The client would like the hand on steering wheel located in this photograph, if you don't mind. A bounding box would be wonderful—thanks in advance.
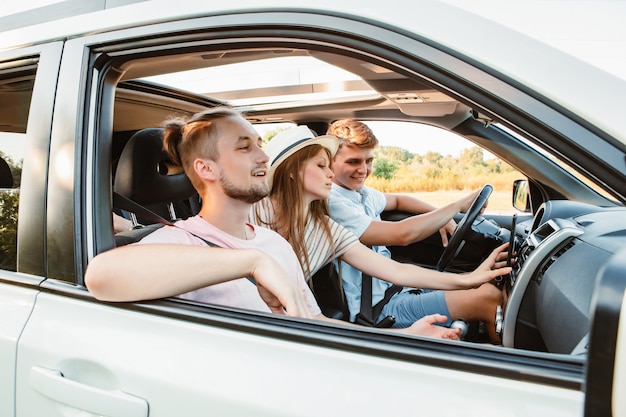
[435,184,493,272]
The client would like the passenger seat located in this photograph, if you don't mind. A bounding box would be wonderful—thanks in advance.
[113,127,199,244]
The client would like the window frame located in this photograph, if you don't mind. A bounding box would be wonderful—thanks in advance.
[66,9,591,389]
[0,42,63,279]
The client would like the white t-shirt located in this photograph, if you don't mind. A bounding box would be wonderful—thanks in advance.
[137,215,321,316]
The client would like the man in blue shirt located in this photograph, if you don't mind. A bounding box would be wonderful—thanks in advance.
[327,119,503,341]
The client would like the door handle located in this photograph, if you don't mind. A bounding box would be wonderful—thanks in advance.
[29,366,148,417]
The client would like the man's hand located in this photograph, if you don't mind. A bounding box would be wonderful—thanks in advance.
[439,219,457,247]
[456,189,488,217]
[255,284,311,318]
[250,253,313,319]
[440,188,489,247]
[400,314,461,340]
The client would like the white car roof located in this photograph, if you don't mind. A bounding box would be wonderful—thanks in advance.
[2,0,625,146]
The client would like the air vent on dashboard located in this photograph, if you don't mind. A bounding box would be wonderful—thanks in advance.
[535,240,576,285]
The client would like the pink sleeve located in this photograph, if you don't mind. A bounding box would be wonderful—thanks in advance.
[300,281,322,316]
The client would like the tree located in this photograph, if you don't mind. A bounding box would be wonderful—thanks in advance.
[372,157,397,180]
[459,146,485,167]
[424,151,443,165]
[377,146,413,164]
[0,151,21,271]
[262,127,290,143]
[0,191,19,270]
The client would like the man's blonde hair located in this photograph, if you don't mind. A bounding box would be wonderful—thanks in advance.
[327,119,378,149]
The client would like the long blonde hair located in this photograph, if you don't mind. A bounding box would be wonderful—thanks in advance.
[254,144,335,280]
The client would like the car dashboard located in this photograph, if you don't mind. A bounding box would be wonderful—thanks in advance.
[501,200,626,354]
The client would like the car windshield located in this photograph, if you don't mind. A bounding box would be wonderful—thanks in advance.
[495,124,619,203]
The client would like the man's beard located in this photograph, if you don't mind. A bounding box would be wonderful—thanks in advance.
[219,174,269,204]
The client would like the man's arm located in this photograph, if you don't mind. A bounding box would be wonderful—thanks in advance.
[385,193,437,213]
[85,244,312,318]
[359,191,479,247]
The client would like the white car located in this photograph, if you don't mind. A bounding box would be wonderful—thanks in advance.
[1,1,625,416]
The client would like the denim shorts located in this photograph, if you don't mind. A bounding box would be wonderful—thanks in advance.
[379,289,451,328]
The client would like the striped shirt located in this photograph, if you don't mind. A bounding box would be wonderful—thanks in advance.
[251,198,359,282]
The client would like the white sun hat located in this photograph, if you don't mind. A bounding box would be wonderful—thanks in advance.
[265,125,339,189]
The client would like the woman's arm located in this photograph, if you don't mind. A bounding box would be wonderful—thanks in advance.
[341,241,511,290]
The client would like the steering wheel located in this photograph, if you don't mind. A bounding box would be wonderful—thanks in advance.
[435,184,493,272]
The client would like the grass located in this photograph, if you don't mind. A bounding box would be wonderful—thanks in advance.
[397,191,517,214]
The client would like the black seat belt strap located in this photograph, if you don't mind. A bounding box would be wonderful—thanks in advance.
[113,191,173,226]
[354,271,375,326]
[353,246,399,328]
[372,284,403,321]
[113,191,256,285]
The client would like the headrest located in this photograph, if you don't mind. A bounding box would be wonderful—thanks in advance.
[114,128,196,206]
[0,157,13,188]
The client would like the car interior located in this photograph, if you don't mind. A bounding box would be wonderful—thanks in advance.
[104,44,625,357]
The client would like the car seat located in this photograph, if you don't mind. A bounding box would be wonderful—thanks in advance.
[0,156,13,188]
[113,127,199,244]
[311,262,350,321]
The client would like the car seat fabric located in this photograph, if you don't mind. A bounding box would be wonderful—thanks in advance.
[0,157,13,188]
[113,127,201,246]
[115,128,196,206]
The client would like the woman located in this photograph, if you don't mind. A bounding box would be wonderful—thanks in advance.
[252,126,510,339]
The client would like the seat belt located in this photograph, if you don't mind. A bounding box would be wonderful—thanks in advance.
[113,191,256,285]
[113,191,174,227]
[354,271,374,326]
[352,251,402,328]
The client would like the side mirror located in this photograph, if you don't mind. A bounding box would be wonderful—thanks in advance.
[512,179,531,212]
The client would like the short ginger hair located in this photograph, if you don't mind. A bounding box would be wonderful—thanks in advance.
[327,119,378,149]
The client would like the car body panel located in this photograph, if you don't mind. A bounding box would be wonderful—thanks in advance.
[16,288,582,417]
[0,280,38,417]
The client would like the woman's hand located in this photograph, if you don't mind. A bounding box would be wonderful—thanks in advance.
[464,242,512,288]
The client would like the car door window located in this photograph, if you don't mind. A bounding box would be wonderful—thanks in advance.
[362,120,523,214]
[0,61,33,271]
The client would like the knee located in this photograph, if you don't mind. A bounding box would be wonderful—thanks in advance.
[479,283,503,304]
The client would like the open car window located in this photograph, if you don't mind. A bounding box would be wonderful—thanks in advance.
[95,11,623,378]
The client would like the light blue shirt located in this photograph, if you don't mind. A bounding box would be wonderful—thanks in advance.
[329,184,393,322]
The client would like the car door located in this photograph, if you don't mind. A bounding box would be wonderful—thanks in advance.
[0,40,62,417]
